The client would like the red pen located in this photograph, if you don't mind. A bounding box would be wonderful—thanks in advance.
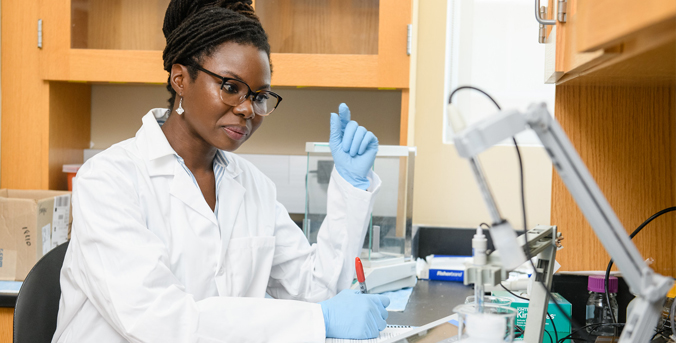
[355,257,368,294]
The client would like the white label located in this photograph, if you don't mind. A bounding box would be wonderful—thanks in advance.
[585,304,594,319]
[51,195,71,248]
[42,223,51,256]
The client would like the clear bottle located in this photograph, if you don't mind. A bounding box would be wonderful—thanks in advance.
[585,275,619,336]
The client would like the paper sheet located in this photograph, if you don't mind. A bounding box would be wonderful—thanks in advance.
[325,326,413,343]
[382,287,414,312]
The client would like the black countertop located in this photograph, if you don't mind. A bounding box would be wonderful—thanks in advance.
[388,280,473,326]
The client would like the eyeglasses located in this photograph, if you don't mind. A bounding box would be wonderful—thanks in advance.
[188,63,282,116]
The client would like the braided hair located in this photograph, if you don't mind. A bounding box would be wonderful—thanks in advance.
[162,0,271,110]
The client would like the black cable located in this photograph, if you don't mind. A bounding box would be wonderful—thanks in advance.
[651,327,671,341]
[547,312,559,343]
[557,323,626,343]
[545,329,553,343]
[604,206,676,327]
[500,283,559,343]
[448,86,501,109]
[448,86,587,342]
[500,282,529,300]
[518,140,591,342]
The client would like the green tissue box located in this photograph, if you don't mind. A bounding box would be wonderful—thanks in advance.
[492,291,572,342]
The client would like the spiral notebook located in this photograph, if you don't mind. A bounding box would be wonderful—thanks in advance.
[325,325,413,343]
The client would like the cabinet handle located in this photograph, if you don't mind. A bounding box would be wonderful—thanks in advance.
[536,0,567,43]
[38,19,43,49]
[407,24,412,56]
[535,0,567,26]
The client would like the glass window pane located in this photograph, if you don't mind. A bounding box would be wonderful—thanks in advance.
[71,0,169,50]
[257,0,379,55]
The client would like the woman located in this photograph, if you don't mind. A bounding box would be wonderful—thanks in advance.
[52,1,389,342]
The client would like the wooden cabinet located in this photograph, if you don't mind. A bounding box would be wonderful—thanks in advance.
[0,308,11,343]
[547,0,676,276]
[547,0,675,85]
[1,0,412,190]
[43,0,411,88]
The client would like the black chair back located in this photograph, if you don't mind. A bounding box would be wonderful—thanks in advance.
[13,241,69,343]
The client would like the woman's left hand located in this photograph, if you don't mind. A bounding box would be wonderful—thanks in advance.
[329,103,379,190]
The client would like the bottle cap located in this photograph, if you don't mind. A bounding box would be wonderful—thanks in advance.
[588,275,618,293]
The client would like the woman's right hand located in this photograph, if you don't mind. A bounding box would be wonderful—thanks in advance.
[319,289,390,339]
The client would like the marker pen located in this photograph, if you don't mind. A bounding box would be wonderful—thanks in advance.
[355,257,367,294]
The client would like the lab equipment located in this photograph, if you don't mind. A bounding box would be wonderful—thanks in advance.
[418,255,471,281]
[305,142,417,294]
[329,103,379,190]
[446,99,673,343]
[319,289,390,340]
[472,225,488,311]
[454,303,518,342]
[465,296,512,308]
[586,275,619,336]
[463,225,560,343]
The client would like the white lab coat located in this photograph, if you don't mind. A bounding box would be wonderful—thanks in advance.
[52,109,381,343]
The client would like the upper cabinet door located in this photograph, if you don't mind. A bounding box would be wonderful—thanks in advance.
[576,0,676,53]
[42,0,411,88]
[549,0,675,85]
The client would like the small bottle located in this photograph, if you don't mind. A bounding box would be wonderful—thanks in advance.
[585,275,619,336]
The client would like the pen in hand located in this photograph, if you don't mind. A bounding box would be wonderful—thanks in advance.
[355,257,368,294]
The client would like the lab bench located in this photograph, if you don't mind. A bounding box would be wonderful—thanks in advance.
[388,280,473,326]
[0,279,473,343]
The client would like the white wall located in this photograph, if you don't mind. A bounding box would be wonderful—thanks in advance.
[89,85,402,154]
[444,0,556,145]
[89,85,403,214]
[411,0,554,230]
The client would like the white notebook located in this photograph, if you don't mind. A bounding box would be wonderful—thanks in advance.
[325,325,413,343]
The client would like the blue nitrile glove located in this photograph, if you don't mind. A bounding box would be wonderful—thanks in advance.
[320,289,390,339]
[329,103,379,190]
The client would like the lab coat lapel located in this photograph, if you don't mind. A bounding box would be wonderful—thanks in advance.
[169,162,218,226]
[216,169,245,256]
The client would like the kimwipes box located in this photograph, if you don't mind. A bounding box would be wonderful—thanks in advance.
[0,190,72,281]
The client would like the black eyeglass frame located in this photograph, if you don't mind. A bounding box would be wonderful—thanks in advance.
[185,62,282,116]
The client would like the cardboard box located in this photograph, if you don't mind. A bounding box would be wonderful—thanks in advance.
[0,190,72,281]
[492,291,572,342]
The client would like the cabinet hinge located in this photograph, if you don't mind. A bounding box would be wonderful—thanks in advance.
[38,19,43,49]
[538,7,547,44]
[557,0,567,22]
[406,24,412,56]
